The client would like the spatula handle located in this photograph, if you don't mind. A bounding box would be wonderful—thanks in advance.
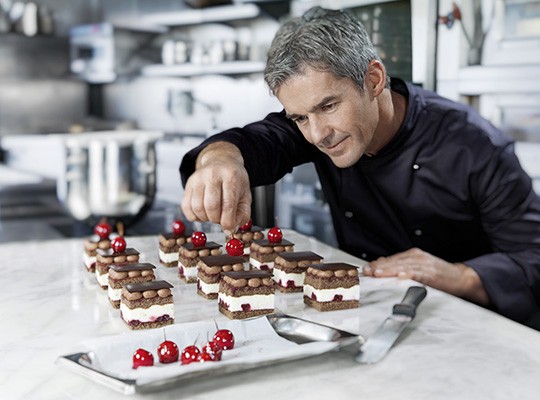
[392,286,427,319]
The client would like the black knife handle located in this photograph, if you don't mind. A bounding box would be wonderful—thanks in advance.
[392,286,427,319]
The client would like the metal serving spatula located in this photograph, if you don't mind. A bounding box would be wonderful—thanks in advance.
[355,286,427,364]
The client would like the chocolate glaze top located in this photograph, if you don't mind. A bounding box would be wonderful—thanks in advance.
[125,280,173,292]
[160,231,191,240]
[182,241,221,251]
[200,255,245,266]
[222,270,273,280]
[252,238,294,247]
[277,251,323,261]
[238,225,264,233]
[308,263,358,271]
[109,262,156,272]
[96,248,140,257]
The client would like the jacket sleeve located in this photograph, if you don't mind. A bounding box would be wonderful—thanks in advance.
[465,140,540,323]
[179,110,317,188]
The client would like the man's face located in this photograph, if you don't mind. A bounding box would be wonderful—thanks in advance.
[276,68,379,168]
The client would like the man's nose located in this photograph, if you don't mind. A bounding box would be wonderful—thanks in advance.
[309,116,331,146]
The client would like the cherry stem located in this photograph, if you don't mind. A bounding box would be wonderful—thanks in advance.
[274,216,279,227]
[214,320,219,332]
[116,221,124,237]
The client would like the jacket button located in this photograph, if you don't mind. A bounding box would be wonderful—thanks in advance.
[414,229,422,236]
[413,164,420,170]
[345,211,353,218]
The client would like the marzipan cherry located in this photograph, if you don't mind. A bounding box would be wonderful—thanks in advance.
[238,219,253,232]
[181,345,202,365]
[94,220,112,240]
[213,329,235,350]
[111,236,127,253]
[172,220,186,236]
[226,238,244,256]
[133,348,154,369]
[267,227,283,243]
[201,340,223,362]
[157,340,179,364]
[191,231,207,247]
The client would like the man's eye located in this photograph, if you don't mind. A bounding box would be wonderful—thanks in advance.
[322,103,336,111]
[294,116,308,124]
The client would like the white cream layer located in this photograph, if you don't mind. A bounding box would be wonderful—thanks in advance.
[273,268,304,286]
[108,286,122,302]
[159,249,178,263]
[82,252,95,268]
[250,258,274,270]
[178,263,198,279]
[218,293,274,312]
[120,303,174,322]
[96,270,109,287]
[198,279,219,295]
[303,284,360,302]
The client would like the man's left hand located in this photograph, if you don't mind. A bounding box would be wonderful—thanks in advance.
[362,248,489,305]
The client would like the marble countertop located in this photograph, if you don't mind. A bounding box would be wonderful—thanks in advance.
[2,230,540,399]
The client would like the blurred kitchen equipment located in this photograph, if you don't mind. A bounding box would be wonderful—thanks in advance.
[54,130,164,227]
[0,0,11,33]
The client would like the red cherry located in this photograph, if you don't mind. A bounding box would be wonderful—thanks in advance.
[267,227,283,243]
[94,222,112,239]
[133,348,154,369]
[181,345,202,365]
[111,236,127,252]
[191,231,207,247]
[201,340,223,362]
[238,219,253,232]
[226,238,244,256]
[157,340,179,364]
[213,329,235,350]
[172,220,186,236]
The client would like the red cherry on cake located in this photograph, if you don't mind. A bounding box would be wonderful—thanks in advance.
[238,219,253,232]
[201,340,223,362]
[157,340,179,364]
[226,238,244,256]
[191,231,207,247]
[172,220,185,236]
[94,221,112,239]
[133,348,154,369]
[267,227,283,243]
[213,329,235,350]
[111,236,127,252]
[181,345,202,365]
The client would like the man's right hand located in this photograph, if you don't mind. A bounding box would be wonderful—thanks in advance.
[181,142,252,231]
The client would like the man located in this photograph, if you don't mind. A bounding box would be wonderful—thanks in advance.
[179,7,540,326]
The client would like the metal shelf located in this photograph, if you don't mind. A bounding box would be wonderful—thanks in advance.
[141,61,265,77]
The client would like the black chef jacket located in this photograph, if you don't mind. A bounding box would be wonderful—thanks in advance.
[180,78,540,324]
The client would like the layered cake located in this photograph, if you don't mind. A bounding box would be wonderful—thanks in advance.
[83,236,111,273]
[82,220,113,272]
[227,219,264,258]
[273,251,324,293]
[120,280,174,330]
[178,232,222,283]
[95,248,140,289]
[197,255,246,299]
[107,263,156,308]
[218,270,275,319]
[249,238,295,271]
[303,263,360,311]
[158,219,190,267]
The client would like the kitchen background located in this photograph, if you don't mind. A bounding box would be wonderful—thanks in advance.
[0,0,539,244]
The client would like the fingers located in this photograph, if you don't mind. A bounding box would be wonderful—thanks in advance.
[180,163,251,231]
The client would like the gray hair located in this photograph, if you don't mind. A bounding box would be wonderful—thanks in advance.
[264,6,388,95]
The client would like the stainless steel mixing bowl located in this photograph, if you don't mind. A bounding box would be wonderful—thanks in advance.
[55,130,164,227]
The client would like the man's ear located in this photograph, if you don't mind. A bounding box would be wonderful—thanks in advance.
[365,60,387,97]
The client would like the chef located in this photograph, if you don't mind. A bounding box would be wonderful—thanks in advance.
[179,7,540,327]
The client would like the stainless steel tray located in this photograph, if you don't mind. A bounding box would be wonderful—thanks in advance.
[56,314,363,395]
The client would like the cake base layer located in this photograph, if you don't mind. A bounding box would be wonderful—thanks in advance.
[122,316,174,330]
[303,295,359,311]
[197,288,218,300]
[160,260,177,268]
[219,305,273,320]
[109,299,120,309]
[277,285,303,293]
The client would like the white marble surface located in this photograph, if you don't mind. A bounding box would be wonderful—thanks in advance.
[2,230,540,399]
